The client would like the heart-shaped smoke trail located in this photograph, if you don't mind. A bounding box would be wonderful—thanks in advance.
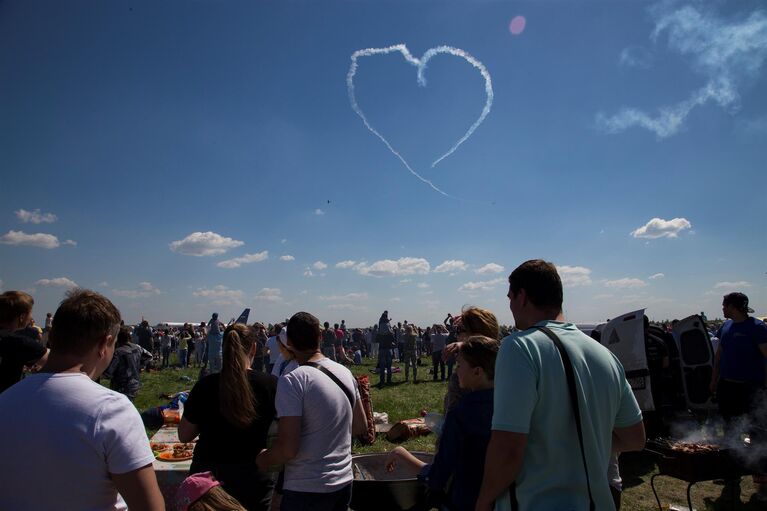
[347,44,494,197]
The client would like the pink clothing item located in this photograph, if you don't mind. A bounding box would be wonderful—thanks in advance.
[176,471,220,511]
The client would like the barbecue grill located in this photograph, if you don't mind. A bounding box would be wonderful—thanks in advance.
[645,439,753,511]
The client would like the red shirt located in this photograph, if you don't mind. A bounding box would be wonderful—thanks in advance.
[335,329,345,344]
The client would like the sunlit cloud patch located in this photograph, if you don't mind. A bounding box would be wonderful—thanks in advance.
[556,266,593,287]
[1,230,62,249]
[217,251,269,269]
[15,209,57,224]
[630,217,691,239]
[355,257,430,277]
[170,231,244,257]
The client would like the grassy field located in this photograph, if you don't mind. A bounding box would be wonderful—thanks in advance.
[123,355,763,510]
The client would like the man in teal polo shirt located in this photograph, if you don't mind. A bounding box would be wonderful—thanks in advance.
[476,260,645,511]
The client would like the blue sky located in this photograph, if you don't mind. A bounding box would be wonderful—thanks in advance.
[1,0,765,326]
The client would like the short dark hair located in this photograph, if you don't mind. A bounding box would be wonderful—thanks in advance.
[288,312,321,351]
[0,291,34,325]
[49,289,121,356]
[723,292,753,314]
[459,336,500,380]
[508,259,563,313]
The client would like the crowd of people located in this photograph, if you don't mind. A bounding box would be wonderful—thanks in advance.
[0,258,765,510]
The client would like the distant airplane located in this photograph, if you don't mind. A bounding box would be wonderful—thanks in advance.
[229,308,250,325]
[154,321,193,329]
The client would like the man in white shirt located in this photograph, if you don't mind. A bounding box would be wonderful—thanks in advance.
[257,312,368,511]
[0,289,164,511]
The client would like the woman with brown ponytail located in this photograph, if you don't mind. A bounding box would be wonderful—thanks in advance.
[179,323,278,511]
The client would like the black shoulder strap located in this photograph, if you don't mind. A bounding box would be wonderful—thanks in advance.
[301,361,355,408]
[536,326,596,511]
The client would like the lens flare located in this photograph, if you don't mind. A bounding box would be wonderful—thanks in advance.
[509,16,526,36]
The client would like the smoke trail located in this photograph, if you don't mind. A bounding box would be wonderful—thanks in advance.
[347,44,494,196]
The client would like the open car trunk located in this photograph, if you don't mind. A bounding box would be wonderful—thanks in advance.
[672,315,716,411]
[599,309,655,411]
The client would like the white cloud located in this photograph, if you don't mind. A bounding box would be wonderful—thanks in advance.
[618,45,654,69]
[475,263,505,275]
[598,4,767,138]
[434,260,468,273]
[299,290,308,296]
[63,239,77,247]
[279,255,295,261]
[631,217,692,239]
[15,208,57,224]
[216,251,269,269]
[312,261,328,270]
[327,303,366,311]
[35,277,78,288]
[192,285,245,305]
[1,230,60,249]
[399,279,412,283]
[169,231,244,256]
[254,288,283,302]
[594,294,615,300]
[303,269,314,277]
[603,277,648,289]
[458,277,505,292]
[556,265,593,287]
[319,292,369,301]
[113,281,162,299]
[281,238,287,244]
[713,281,752,290]
[335,260,357,269]
[314,209,325,216]
[99,281,109,288]
[355,257,430,277]
[417,283,430,289]
[648,273,665,280]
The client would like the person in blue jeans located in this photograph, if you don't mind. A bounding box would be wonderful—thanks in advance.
[207,313,224,374]
[377,332,394,387]
[385,336,499,510]
[178,330,190,368]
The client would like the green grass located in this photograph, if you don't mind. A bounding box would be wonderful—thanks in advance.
[348,358,446,455]
[120,355,763,510]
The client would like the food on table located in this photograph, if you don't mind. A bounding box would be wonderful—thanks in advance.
[154,442,195,461]
[150,442,171,452]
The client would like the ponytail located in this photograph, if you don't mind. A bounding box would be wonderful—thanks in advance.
[219,324,258,428]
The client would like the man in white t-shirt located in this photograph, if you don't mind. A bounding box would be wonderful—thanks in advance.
[257,312,368,511]
[0,289,164,511]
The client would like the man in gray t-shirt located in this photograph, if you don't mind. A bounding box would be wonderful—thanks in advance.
[257,312,368,510]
